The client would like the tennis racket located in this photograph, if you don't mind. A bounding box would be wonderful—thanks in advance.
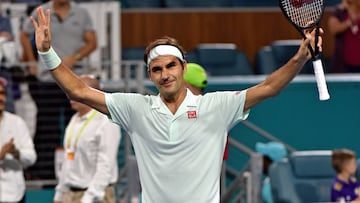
[279,0,330,100]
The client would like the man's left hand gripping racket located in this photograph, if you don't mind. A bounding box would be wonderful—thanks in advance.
[279,0,330,100]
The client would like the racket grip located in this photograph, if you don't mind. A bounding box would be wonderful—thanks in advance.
[312,59,330,101]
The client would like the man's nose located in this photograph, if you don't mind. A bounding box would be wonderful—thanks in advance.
[161,69,170,79]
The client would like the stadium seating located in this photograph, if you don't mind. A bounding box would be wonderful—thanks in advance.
[269,150,336,203]
[231,0,278,7]
[255,46,277,75]
[121,47,147,79]
[122,0,163,8]
[186,43,254,76]
[271,40,301,68]
[121,0,338,8]
[326,0,341,7]
[256,40,314,75]
[164,0,231,8]
[122,47,145,61]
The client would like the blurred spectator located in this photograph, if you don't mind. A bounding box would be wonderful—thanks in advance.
[1,3,39,137]
[53,75,121,203]
[0,76,37,203]
[328,0,360,73]
[20,0,97,179]
[255,141,287,203]
[0,11,13,42]
[0,7,16,113]
[12,67,38,139]
[331,148,360,202]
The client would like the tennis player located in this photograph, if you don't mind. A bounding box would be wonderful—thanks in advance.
[30,7,323,203]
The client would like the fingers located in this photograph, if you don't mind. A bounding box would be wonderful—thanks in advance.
[304,27,324,52]
[46,8,51,26]
[30,16,38,29]
[37,6,45,24]
[317,34,323,52]
[29,7,46,30]
[33,7,50,27]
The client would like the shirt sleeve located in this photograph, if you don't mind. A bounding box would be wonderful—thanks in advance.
[82,119,121,202]
[330,182,345,202]
[205,90,249,130]
[105,92,147,132]
[82,8,95,31]
[54,182,64,201]
[53,153,68,202]
[15,117,36,168]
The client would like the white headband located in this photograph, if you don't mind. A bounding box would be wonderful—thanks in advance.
[147,45,184,66]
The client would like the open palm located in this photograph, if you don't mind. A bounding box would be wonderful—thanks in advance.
[30,7,51,52]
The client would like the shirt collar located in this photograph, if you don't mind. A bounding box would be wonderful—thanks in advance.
[76,109,96,121]
[151,89,199,115]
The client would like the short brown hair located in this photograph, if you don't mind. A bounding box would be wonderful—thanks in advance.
[332,149,356,173]
[143,36,185,65]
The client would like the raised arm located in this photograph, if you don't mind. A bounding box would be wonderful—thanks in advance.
[244,28,323,111]
[30,7,109,115]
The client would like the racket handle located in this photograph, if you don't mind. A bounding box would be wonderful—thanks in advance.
[312,59,330,101]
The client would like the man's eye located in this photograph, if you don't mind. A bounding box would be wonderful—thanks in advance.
[152,67,161,72]
[167,62,177,68]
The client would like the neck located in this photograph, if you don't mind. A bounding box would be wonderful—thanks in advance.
[53,1,70,10]
[77,108,92,117]
[161,88,187,114]
[337,173,351,183]
[0,110,3,121]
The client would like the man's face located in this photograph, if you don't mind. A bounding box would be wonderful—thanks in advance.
[148,55,186,98]
[0,85,6,113]
[69,99,87,112]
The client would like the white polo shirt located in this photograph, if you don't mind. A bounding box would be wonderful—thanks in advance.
[54,109,121,203]
[105,89,249,203]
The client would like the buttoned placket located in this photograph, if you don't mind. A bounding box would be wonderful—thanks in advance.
[152,89,198,142]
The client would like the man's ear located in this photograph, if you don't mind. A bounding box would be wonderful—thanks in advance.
[183,60,187,73]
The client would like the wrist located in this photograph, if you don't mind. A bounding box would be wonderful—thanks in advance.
[0,152,5,160]
[38,47,62,70]
[74,53,82,61]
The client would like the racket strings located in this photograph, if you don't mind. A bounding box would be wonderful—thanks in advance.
[281,0,324,28]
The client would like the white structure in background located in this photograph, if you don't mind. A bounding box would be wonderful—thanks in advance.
[1,1,121,81]
[78,2,121,80]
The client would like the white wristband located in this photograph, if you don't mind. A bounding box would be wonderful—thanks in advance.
[38,47,61,70]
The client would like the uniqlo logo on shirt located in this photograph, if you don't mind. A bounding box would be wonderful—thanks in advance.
[187,111,197,119]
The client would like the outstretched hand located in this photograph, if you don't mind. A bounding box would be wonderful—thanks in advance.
[30,7,51,52]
